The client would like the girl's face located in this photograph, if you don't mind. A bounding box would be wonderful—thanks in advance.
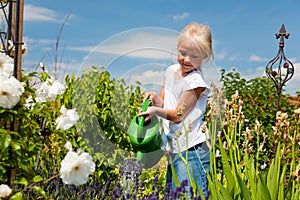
[177,39,203,76]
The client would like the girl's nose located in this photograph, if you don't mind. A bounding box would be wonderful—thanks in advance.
[183,56,191,63]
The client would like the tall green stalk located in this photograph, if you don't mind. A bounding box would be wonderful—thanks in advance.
[206,90,300,200]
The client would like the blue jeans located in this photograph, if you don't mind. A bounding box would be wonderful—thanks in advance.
[166,142,210,198]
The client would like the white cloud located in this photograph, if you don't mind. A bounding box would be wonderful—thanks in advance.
[215,51,227,60]
[243,66,265,80]
[24,37,55,45]
[214,50,240,62]
[249,54,268,62]
[202,62,223,88]
[24,4,62,23]
[229,52,240,61]
[72,45,177,60]
[128,70,165,85]
[288,57,297,63]
[67,28,180,60]
[121,66,166,94]
[172,12,190,21]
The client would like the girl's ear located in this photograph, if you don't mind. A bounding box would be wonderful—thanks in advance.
[200,51,209,63]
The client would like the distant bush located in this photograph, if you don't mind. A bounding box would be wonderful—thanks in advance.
[219,68,298,162]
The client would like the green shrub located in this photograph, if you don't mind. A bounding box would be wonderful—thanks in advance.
[220,68,298,163]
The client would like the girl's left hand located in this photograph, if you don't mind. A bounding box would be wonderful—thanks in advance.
[138,106,158,123]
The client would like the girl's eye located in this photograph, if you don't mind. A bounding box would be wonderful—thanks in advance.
[179,51,186,57]
[192,55,199,59]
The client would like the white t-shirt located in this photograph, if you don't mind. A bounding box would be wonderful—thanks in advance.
[161,64,211,153]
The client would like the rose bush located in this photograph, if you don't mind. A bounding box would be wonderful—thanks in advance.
[0,53,151,198]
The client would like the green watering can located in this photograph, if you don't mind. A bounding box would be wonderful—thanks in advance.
[128,99,163,168]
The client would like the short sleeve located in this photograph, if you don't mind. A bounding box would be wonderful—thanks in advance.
[183,70,211,95]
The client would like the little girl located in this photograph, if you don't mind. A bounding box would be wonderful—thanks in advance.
[139,22,213,197]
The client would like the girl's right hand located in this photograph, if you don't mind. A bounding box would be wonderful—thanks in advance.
[143,92,156,103]
[143,92,163,107]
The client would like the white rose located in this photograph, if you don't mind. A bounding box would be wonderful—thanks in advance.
[0,52,14,78]
[47,79,65,99]
[60,151,95,186]
[24,95,36,109]
[56,106,79,131]
[0,76,25,109]
[64,141,73,152]
[35,78,65,102]
[0,184,12,198]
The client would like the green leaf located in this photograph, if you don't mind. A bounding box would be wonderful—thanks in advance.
[267,143,281,199]
[169,158,180,187]
[236,170,251,200]
[256,174,271,200]
[32,186,47,198]
[29,143,36,151]
[0,132,11,150]
[244,154,257,196]
[11,142,21,151]
[40,71,50,81]
[217,181,234,200]
[9,192,22,200]
[218,137,235,196]
[277,164,287,200]
[15,177,28,186]
[33,175,44,182]
[207,174,218,200]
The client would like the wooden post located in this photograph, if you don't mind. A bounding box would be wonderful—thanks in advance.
[13,0,24,80]
[7,0,24,188]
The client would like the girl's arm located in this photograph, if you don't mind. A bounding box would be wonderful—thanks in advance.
[139,87,204,123]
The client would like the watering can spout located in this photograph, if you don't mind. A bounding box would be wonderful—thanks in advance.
[128,99,163,168]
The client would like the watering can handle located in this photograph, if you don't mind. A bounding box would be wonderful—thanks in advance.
[138,98,151,128]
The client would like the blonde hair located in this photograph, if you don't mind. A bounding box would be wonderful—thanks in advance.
[177,22,213,61]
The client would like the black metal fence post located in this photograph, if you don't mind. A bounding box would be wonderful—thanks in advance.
[265,24,295,112]
[265,24,295,156]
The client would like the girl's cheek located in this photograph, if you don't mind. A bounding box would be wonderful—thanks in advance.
[178,55,184,64]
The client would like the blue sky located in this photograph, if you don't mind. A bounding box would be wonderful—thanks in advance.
[21,0,300,95]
